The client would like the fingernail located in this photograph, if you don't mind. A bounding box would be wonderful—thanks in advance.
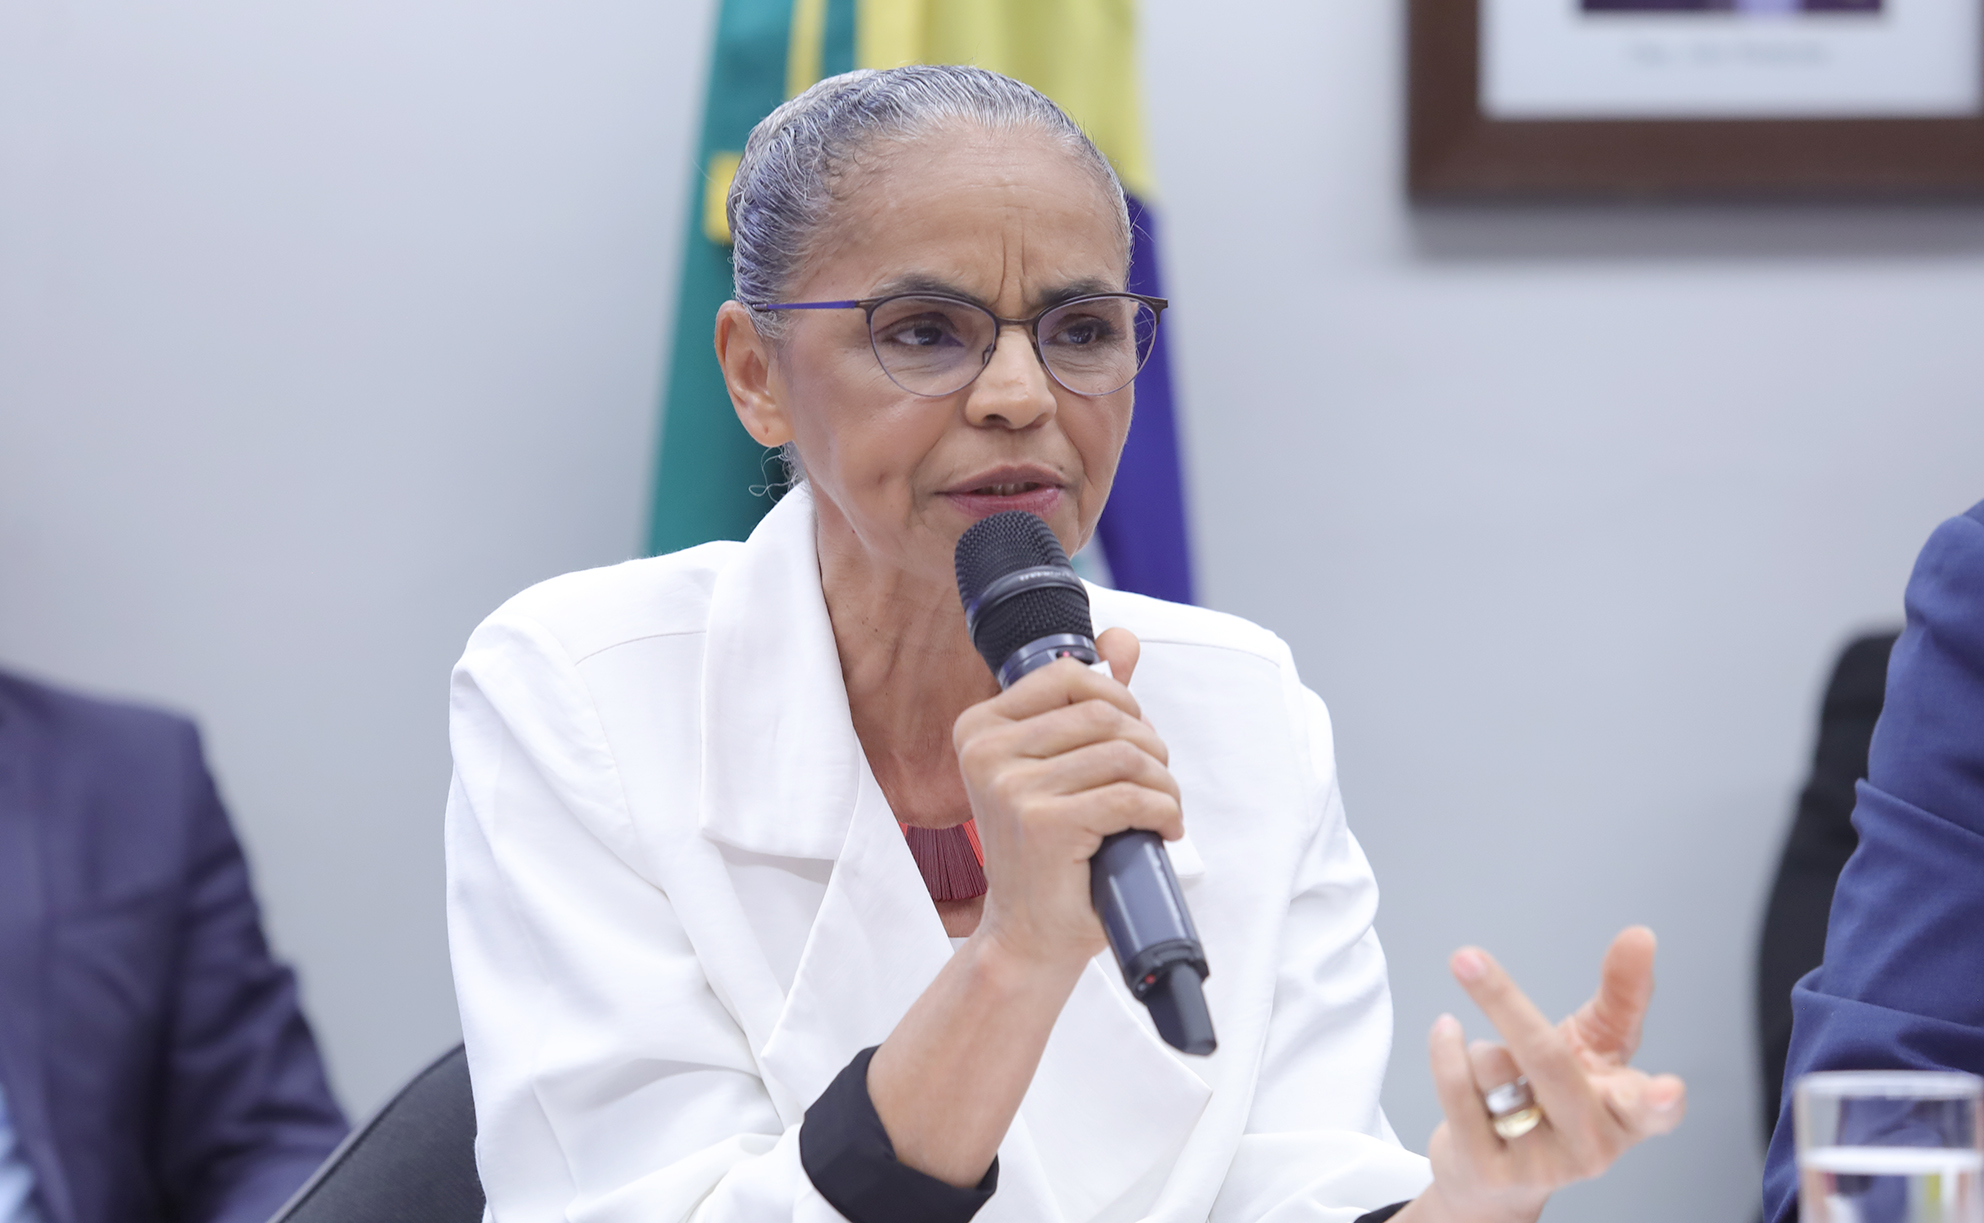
[1650,1081,1682,1111]
[1434,1013,1460,1037]
[1452,950,1487,982]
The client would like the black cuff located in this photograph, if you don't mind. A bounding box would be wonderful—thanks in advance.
[1356,1203,1410,1222]
[799,1046,999,1223]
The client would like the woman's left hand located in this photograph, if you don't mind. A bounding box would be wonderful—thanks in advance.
[1399,926,1688,1223]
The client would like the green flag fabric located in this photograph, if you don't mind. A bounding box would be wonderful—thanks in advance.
[648,0,855,555]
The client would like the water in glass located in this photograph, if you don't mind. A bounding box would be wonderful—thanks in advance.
[1797,1071,1984,1223]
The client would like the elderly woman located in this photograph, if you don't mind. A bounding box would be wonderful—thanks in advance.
[446,66,1684,1223]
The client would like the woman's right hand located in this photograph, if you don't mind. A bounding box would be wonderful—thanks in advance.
[951,627,1183,973]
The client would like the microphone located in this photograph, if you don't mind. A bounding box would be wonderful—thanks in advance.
[955,511,1216,1056]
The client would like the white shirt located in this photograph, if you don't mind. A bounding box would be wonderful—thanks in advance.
[445,485,1431,1223]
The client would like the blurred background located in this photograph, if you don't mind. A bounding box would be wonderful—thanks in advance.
[2,2,1980,1219]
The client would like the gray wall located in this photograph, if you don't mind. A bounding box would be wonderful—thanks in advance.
[3,2,1981,1219]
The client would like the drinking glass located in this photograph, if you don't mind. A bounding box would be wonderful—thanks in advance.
[1797,1070,1983,1223]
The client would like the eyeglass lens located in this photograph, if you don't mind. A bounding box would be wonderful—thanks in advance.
[867,295,1158,398]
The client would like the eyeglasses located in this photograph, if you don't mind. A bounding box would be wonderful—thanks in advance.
[748,292,1167,399]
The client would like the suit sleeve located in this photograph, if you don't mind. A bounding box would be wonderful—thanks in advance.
[1762,505,1984,1223]
[152,723,349,1223]
[1208,686,1432,1223]
[446,612,849,1223]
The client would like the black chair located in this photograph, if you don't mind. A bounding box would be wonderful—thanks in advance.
[1755,631,1899,1145]
[270,1043,484,1223]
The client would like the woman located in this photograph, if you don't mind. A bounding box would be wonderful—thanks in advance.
[446,66,1685,1223]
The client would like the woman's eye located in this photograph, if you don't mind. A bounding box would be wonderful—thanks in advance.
[1048,316,1114,347]
[879,316,959,348]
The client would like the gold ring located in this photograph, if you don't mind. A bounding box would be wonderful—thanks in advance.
[1485,1076,1543,1140]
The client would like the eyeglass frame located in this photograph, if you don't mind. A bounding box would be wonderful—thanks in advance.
[745,291,1169,399]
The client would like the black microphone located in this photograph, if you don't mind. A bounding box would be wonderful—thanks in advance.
[954,510,1216,1056]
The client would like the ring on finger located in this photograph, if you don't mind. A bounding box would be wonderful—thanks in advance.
[1485,1076,1544,1140]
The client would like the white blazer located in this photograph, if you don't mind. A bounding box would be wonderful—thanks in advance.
[446,485,1432,1223]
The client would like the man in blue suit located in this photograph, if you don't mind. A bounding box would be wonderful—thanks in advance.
[1763,499,1984,1220]
[0,671,347,1223]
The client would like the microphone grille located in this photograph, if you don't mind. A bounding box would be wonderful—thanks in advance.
[954,511,1093,677]
[954,510,1070,608]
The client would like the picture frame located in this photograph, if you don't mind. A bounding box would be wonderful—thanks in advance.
[1408,0,1984,200]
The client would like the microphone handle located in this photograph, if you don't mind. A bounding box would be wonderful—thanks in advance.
[1090,830,1216,1055]
[995,631,1217,1055]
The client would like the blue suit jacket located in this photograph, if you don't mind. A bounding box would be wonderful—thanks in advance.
[0,672,347,1223]
[1763,501,1984,1221]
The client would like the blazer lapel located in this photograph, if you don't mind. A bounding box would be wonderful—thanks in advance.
[684,486,874,1093]
[698,484,860,863]
[756,764,949,1117]
[0,688,73,1223]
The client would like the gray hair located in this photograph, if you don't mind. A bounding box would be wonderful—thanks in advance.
[727,64,1131,338]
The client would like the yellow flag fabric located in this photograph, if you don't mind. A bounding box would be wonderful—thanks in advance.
[706,2,1153,245]
[853,0,1155,199]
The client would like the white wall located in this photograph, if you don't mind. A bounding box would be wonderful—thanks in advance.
[3,2,1981,1218]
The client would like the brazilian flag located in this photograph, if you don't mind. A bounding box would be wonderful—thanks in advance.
[648,0,1194,603]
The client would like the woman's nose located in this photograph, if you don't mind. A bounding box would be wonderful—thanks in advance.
[963,327,1057,430]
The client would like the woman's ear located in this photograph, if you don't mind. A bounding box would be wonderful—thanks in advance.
[715,301,793,447]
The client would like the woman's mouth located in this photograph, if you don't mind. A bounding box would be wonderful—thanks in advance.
[943,477,1064,519]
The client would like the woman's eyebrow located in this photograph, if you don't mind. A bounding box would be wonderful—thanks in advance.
[870,273,978,301]
[867,275,1128,310]
[1033,278,1123,309]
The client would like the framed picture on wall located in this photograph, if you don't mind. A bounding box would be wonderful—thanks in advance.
[1408,0,1984,198]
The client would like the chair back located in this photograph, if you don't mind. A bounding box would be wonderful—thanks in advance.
[271,1043,483,1223]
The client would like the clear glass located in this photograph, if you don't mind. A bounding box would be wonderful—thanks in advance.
[867,294,1159,397]
[752,293,1165,398]
[1797,1071,1984,1223]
